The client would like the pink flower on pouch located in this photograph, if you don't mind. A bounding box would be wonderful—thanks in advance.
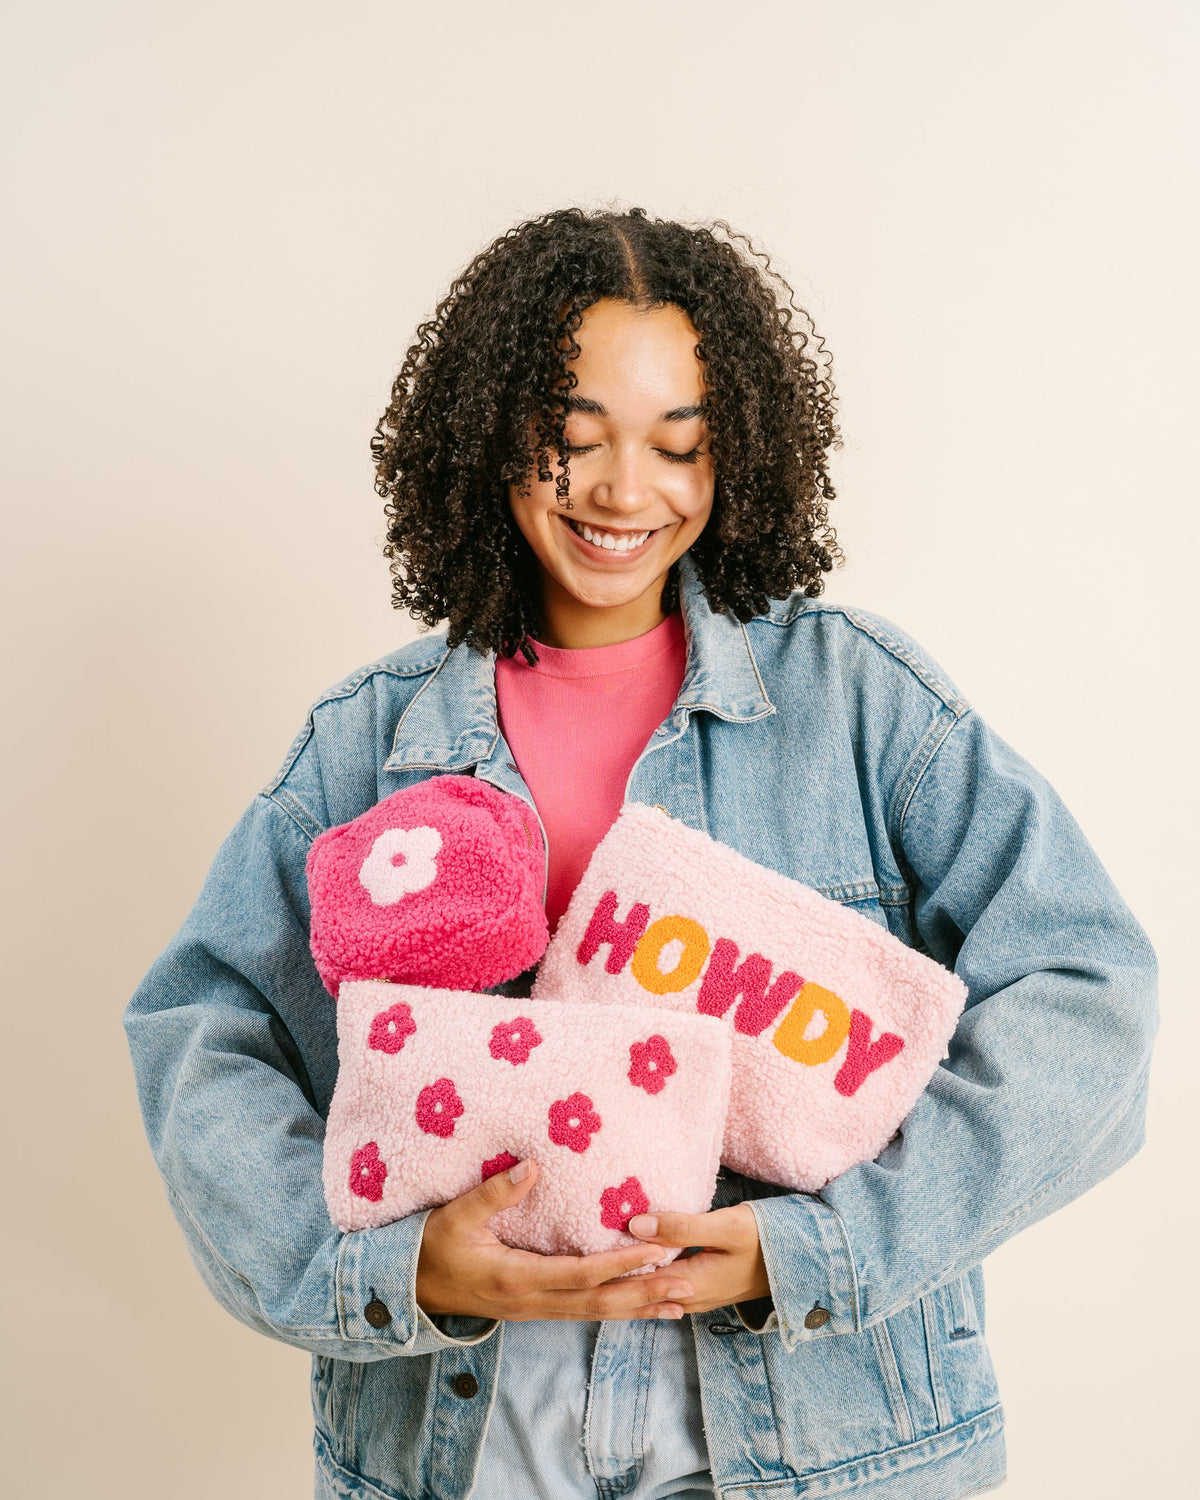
[481,1150,521,1181]
[600,1175,650,1232]
[628,1034,677,1095]
[488,1016,543,1066]
[548,1092,602,1153]
[349,1141,387,1202]
[416,1077,464,1139]
[367,1002,417,1055]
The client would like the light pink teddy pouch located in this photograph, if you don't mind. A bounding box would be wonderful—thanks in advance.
[324,980,733,1265]
[532,803,968,1192]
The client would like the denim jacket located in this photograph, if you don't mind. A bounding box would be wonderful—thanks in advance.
[123,549,1157,1499]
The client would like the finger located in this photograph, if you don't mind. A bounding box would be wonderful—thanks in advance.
[627,1207,745,1250]
[500,1239,678,1294]
[516,1271,697,1322]
[445,1154,540,1227]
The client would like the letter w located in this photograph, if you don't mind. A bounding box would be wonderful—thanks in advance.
[697,937,803,1037]
[576,890,650,974]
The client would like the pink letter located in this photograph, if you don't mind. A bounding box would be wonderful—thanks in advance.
[696,937,804,1037]
[576,890,651,975]
[834,1009,905,1097]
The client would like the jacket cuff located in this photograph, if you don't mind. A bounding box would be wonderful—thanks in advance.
[744,1193,860,1352]
[335,1208,501,1354]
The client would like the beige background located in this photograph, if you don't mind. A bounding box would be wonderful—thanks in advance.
[2,1,1196,1494]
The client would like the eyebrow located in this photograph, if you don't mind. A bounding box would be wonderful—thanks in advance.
[562,395,706,422]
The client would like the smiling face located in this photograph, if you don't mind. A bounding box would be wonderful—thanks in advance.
[507,298,715,647]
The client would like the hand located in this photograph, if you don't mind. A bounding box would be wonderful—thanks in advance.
[626,1203,771,1316]
[415,1158,699,1322]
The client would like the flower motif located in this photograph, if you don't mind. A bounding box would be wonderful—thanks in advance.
[548,1092,602,1153]
[481,1150,520,1181]
[349,1141,387,1202]
[367,1001,417,1055]
[415,1077,464,1138]
[488,1016,543,1066]
[600,1175,650,1232]
[358,824,443,905]
[628,1034,677,1095]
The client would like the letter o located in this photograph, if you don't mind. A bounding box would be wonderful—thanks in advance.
[630,915,711,995]
[772,982,852,1066]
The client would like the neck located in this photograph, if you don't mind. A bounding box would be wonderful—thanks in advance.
[533,571,674,649]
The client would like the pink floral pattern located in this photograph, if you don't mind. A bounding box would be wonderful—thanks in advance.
[481,1150,520,1181]
[367,1001,417,1055]
[548,1092,602,1153]
[488,1016,543,1066]
[599,1175,650,1231]
[415,1077,464,1138]
[349,1141,387,1201]
[628,1034,677,1095]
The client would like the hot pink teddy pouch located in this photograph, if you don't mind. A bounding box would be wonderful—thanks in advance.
[323,980,733,1265]
[532,803,968,1191]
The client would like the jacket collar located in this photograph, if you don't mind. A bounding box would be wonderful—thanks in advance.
[382,548,775,774]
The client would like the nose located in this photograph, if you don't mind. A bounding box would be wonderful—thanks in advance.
[589,443,651,517]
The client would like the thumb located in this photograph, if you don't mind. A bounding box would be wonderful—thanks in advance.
[457,1155,538,1224]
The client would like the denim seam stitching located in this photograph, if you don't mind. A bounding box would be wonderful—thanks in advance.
[836,609,969,713]
[892,708,967,851]
[751,603,968,713]
[718,1403,1005,1494]
[738,618,775,708]
[263,788,322,845]
[870,1320,915,1445]
[260,650,448,797]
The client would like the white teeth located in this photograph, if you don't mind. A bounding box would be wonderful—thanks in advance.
[574,521,651,552]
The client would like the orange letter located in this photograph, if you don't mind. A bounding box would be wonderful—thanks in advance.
[631,915,711,995]
[772,982,852,1066]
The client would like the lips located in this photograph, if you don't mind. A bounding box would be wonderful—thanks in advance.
[561,515,660,560]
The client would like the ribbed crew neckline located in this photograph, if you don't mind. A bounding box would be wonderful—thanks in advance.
[517,609,685,679]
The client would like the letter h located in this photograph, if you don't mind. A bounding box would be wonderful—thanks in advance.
[576,890,651,975]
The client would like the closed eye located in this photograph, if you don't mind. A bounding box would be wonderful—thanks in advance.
[563,444,703,464]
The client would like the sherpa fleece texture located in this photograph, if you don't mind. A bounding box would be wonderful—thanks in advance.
[531,803,969,1192]
[306,775,549,996]
[324,980,733,1265]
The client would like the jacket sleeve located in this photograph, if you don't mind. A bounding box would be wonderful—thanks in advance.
[741,706,1158,1351]
[122,788,500,1361]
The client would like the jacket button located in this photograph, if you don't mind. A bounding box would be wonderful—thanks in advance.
[804,1306,831,1330]
[452,1372,480,1399]
[363,1299,392,1329]
[708,1322,740,1336]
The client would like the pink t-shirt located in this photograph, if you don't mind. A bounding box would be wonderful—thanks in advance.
[494,609,687,934]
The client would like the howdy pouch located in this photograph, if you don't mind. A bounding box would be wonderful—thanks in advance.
[531,803,969,1191]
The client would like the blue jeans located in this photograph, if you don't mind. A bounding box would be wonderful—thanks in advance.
[471,1315,713,1499]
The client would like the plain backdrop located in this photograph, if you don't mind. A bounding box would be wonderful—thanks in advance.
[2,1,1197,1495]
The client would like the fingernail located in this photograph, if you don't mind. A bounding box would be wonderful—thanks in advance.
[666,1286,692,1300]
[657,1306,684,1320]
[509,1159,531,1183]
[641,1252,663,1267]
[628,1214,657,1237]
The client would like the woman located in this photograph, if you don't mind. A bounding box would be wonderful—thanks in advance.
[124,207,1157,1499]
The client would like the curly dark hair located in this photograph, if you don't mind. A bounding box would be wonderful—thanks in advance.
[371,205,843,658]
